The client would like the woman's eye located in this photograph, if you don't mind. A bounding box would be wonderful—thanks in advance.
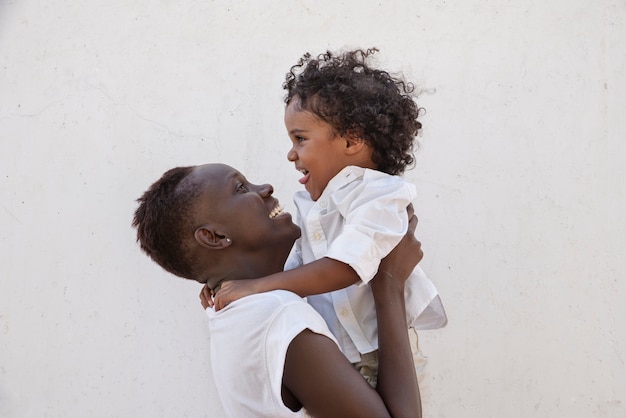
[236,183,249,193]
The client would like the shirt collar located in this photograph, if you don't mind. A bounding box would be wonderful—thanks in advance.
[320,166,366,198]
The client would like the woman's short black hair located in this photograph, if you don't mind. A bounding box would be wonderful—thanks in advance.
[132,166,199,280]
[283,48,422,175]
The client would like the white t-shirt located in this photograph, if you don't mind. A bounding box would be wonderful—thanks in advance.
[285,166,447,362]
[205,290,337,418]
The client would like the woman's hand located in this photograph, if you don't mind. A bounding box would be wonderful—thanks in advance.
[376,209,422,289]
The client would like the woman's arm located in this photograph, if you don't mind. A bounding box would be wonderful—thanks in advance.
[373,212,422,417]
[282,213,422,418]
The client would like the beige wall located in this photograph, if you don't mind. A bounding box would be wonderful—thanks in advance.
[1,1,624,416]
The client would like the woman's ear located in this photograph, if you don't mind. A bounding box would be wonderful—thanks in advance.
[194,225,232,249]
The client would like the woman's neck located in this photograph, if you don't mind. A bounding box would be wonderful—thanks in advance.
[207,251,287,290]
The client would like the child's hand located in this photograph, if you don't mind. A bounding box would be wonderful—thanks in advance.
[199,284,215,310]
[214,279,260,311]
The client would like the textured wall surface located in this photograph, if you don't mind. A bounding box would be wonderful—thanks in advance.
[1,1,624,417]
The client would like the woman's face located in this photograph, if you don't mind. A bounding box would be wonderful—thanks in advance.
[190,164,300,252]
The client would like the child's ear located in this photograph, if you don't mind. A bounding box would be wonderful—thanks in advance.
[344,134,367,155]
[194,225,232,249]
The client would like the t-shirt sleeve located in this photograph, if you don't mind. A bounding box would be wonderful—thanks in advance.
[265,295,338,414]
[325,174,416,284]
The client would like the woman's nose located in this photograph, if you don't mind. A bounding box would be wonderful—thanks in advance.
[258,183,273,197]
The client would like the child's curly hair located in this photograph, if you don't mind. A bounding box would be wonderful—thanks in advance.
[283,48,421,175]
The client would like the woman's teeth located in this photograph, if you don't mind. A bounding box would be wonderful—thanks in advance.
[269,205,284,219]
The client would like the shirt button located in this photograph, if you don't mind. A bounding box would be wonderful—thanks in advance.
[339,308,349,317]
[319,199,327,209]
[312,232,321,241]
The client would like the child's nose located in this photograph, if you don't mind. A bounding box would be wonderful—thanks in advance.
[287,148,297,162]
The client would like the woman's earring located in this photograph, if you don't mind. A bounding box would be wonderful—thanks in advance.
[225,238,231,243]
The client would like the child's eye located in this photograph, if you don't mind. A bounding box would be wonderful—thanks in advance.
[295,136,305,143]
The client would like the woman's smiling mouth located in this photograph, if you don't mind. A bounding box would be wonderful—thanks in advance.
[269,204,285,218]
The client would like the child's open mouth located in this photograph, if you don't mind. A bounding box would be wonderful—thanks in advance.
[298,169,310,184]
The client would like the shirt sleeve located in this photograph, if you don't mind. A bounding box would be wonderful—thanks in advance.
[265,295,338,415]
[284,237,303,271]
[325,172,416,284]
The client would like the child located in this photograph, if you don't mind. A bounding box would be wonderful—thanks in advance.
[214,48,447,385]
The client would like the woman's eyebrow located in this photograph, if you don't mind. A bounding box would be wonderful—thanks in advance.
[225,172,248,188]
[224,171,240,186]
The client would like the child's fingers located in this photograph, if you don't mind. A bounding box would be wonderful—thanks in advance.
[200,284,216,309]
[214,293,224,311]
[200,290,209,310]
[214,290,233,312]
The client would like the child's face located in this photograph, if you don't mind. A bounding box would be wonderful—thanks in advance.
[284,100,354,201]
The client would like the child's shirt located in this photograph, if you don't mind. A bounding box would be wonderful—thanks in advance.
[285,166,447,362]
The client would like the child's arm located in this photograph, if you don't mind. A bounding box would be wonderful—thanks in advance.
[213,257,359,311]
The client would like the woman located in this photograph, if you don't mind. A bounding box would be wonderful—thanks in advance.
[132,163,422,417]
